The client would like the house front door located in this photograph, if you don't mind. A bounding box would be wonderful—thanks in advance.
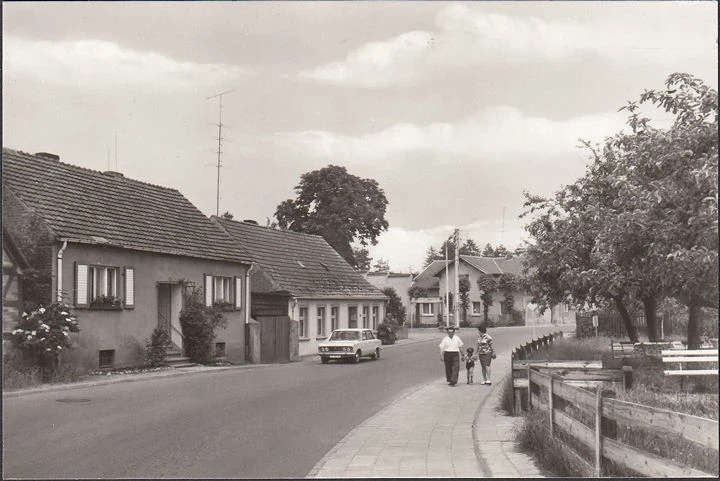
[348,306,358,328]
[158,284,183,352]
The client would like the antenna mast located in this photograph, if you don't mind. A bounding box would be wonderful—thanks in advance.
[206,89,235,216]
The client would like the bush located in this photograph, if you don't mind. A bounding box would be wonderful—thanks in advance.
[377,322,396,345]
[145,328,172,367]
[10,303,80,381]
[179,289,226,363]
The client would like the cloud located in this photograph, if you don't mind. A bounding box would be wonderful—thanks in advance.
[295,4,593,87]
[273,105,626,167]
[3,35,254,89]
[294,2,717,89]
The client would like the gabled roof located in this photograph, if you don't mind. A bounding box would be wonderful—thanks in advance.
[213,217,387,299]
[2,148,252,264]
[460,255,525,276]
[412,260,448,289]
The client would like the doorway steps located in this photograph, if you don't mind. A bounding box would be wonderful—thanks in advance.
[164,349,198,368]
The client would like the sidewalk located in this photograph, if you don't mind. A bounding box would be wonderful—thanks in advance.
[307,334,548,478]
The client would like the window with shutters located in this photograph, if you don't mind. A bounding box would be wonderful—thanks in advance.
[75,264,130,309]
[204,275,241,311]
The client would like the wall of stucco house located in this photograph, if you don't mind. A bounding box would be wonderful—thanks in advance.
[291,299,386,357]
[364,272,412,313]
[55,243,249,371]
[437,262,528,325]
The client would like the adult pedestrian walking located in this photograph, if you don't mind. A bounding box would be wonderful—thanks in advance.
[476,324,496,385]
[439,326,464,386]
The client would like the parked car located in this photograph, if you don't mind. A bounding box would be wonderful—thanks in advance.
[317,328,382,364]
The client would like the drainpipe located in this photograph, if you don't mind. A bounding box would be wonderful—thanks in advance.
[57,240,68,303]
[245,263,254,324]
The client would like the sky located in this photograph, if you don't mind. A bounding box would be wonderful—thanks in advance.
[3,1,717,273]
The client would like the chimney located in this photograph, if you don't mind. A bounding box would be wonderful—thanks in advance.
[243,219,259,225]
[35,152,60,161]
[103,171,124,178]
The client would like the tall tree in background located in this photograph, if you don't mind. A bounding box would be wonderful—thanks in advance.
[275,165,389,267]
[422,230,483,267]
[373,258,390,272]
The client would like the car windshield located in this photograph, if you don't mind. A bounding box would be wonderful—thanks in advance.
[329,331,360,341]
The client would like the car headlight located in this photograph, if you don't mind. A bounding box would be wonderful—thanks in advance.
[344,346,352,352]
[319,347,327,352]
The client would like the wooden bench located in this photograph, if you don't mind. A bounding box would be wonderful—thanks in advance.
[610,340,635,359]
[662,349,719,377]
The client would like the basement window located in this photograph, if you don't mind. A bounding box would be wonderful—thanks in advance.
[99,350,115,369]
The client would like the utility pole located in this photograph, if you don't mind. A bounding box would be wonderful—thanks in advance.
[206,89,234,216]
[444,244,450,328]
[454,229,460,329]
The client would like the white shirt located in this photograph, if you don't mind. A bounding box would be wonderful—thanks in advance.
[439,335,464,354]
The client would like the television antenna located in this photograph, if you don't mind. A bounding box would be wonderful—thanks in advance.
[206,89,235,216]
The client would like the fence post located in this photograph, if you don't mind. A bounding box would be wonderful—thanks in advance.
[594,389,603,477]
[511,352,516,414]
[527,364,532,409]
[548,372,554,437]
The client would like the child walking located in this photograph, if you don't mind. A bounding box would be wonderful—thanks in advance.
[463,347,476,384]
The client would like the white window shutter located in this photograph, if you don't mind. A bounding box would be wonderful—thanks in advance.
[234,276,242,310]
[124,267,135,308]
[75,263,89,307]
[204,275,213,307]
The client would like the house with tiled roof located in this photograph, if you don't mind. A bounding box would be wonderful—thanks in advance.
[213,216,388,358]
[409,260,448,326]
[433,254,575,326]
[2,148,253,371]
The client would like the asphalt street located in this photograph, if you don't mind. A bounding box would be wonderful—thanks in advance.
[2,325,559,478]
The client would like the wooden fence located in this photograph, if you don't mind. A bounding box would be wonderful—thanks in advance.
[511,331,564,361]
[523,366,719,477]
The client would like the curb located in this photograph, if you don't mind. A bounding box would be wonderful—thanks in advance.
[2,363,269,399]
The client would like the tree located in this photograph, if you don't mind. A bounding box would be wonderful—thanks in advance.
[353,247,372,271]
[482,243,495,257]
[476,273,497,323]
[275,165,389,267]
[423,230,485,265]
[423,246,440,268]
[499,273,519,315]
[382,287,406,325]
[522,73,717,346]
[459,277,471,322]
[408,285,428,299]
[494,245,509,257]
[179,288,227,363]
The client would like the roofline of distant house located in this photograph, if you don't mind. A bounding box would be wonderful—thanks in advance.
[293,294,389,301]
[56,236,253,265]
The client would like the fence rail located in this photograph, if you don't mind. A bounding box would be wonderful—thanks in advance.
[523,366,718,477]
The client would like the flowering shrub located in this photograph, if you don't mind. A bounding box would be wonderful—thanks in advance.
[12,304,80,360]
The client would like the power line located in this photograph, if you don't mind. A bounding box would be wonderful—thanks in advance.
[206,89,235,216]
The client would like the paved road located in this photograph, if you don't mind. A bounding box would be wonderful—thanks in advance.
[2,325,560,478]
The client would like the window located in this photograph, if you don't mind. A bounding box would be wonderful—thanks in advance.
[372,306,379,329]
[348,306,358,328]
[317,306,326,337]
[204,275,242,310]
[331,307,339,331]
[98,350,115,369]
[215,342,226,358]
[472,302,482,315]
[299,307,308,337]
[421,303,435,316]
[362,306,370,328]
[76,264,131,309]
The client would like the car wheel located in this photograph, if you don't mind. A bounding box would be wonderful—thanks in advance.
[321,357,329,364]
[371,347,380,360]
[353,350,361,363]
